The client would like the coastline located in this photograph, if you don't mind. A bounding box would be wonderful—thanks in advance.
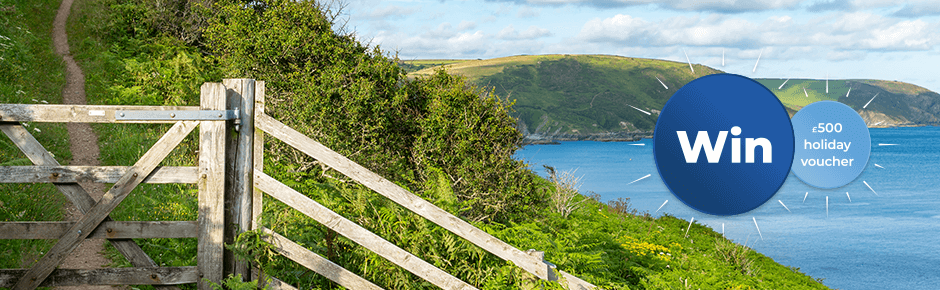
[521,123,938,145]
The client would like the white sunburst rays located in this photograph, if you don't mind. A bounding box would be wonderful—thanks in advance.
[753,48,764,73]
[779,78,790,90]
[864,93,879,109]
[627,174,652,185]
[655,76,669,89]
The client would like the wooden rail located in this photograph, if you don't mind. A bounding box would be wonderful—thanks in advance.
[254,112,596,289]
[255,171,477,290]
[256,114,552,278]
[0,267,197,287]
[0,166,198,183]
[0,221,197,239]
[0,104,199,123]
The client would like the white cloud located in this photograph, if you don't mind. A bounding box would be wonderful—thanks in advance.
[862,20,931,50]
[578,14,650,42]
[517,6,540,18]
[457,21,477,31]
[578,13,940,52]
[497,25,553,40]
[495,0,803,12]
[366,5,418,18]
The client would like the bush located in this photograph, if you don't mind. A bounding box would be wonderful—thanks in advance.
[204,0,546,223]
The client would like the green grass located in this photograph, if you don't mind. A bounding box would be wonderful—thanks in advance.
[399,59,474,74]
[755,79,845,110]
[0,0,71,269]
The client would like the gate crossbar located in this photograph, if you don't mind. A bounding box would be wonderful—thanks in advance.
[10,121,198,290]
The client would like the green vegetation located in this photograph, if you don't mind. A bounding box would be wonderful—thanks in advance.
[412,55,724,134]
[0,0,831,289]
[756,78,940,124]
[399,59,473,74]
[0,0,70,269]
[755,79,844,110]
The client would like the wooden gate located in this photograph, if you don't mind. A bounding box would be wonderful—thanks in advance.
[0,79,595,290]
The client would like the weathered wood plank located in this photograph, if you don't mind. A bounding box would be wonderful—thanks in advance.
[255,114,552,280]
[251,81,265,230]
[250,82,266,283]
[253,270,300,290]
[198,82,226,290]
[12,120,198,290]
[0,166,198,184]
[0,221,197,239]
[0,267,197,287]
[0,122,180,290]
[225,78,255,280]
[560,270,595,290]
[0,104,199,123]
[260,227,382,290]
[254,171,476,290]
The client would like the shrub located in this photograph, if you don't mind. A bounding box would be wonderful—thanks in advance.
[204,0,546,223]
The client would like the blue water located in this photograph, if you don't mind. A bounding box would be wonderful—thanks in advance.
[514,127,940,290]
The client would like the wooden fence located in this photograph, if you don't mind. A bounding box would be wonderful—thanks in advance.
[0,79,595,290]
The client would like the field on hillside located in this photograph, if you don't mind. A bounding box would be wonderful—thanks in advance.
[756,79,844,110]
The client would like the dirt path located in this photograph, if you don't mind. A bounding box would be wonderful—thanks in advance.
[52,0,116,289]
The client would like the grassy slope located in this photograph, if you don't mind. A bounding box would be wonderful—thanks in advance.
[413,55,723,134]
[0,0,70,269]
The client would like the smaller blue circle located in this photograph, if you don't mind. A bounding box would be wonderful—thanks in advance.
[791,101,871,189]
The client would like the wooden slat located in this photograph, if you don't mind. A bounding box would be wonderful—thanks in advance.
[0,166,198,184]
[197,82,226,289]
[0,221,197,239]
[264,277,300,290]
[12,120,198,290]
[226,79,255,280]
[260,227,382,290]
[0,267,197,287]
[0,122,179,290]
[251,81,265,230]
[255,114,551,280]
[250,82,266,283]
[0,104,199,123]
[254,171,476,290]
[254,271,300,290]
[560,270,595,290]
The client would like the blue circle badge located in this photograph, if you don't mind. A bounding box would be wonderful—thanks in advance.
[790,101,870,189]
[654,74,794,216]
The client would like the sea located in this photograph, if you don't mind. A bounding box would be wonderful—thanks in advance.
[513,126,940,290]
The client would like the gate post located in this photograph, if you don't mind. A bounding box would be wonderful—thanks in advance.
[223,79,257,281]
[198,83,227,289]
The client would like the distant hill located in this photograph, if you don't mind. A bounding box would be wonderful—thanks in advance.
[405,55,940,142]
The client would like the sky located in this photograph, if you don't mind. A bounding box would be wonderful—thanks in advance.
[340,0,940,92]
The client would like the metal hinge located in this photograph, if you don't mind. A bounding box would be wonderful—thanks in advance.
[115,110,239,121]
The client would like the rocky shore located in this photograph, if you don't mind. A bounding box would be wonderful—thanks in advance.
[521,131,653,145]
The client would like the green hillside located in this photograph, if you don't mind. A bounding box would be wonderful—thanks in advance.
[407,55,940,138]
[412,55,723,136]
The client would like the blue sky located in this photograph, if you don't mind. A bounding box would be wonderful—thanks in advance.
[342,0,940,92]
